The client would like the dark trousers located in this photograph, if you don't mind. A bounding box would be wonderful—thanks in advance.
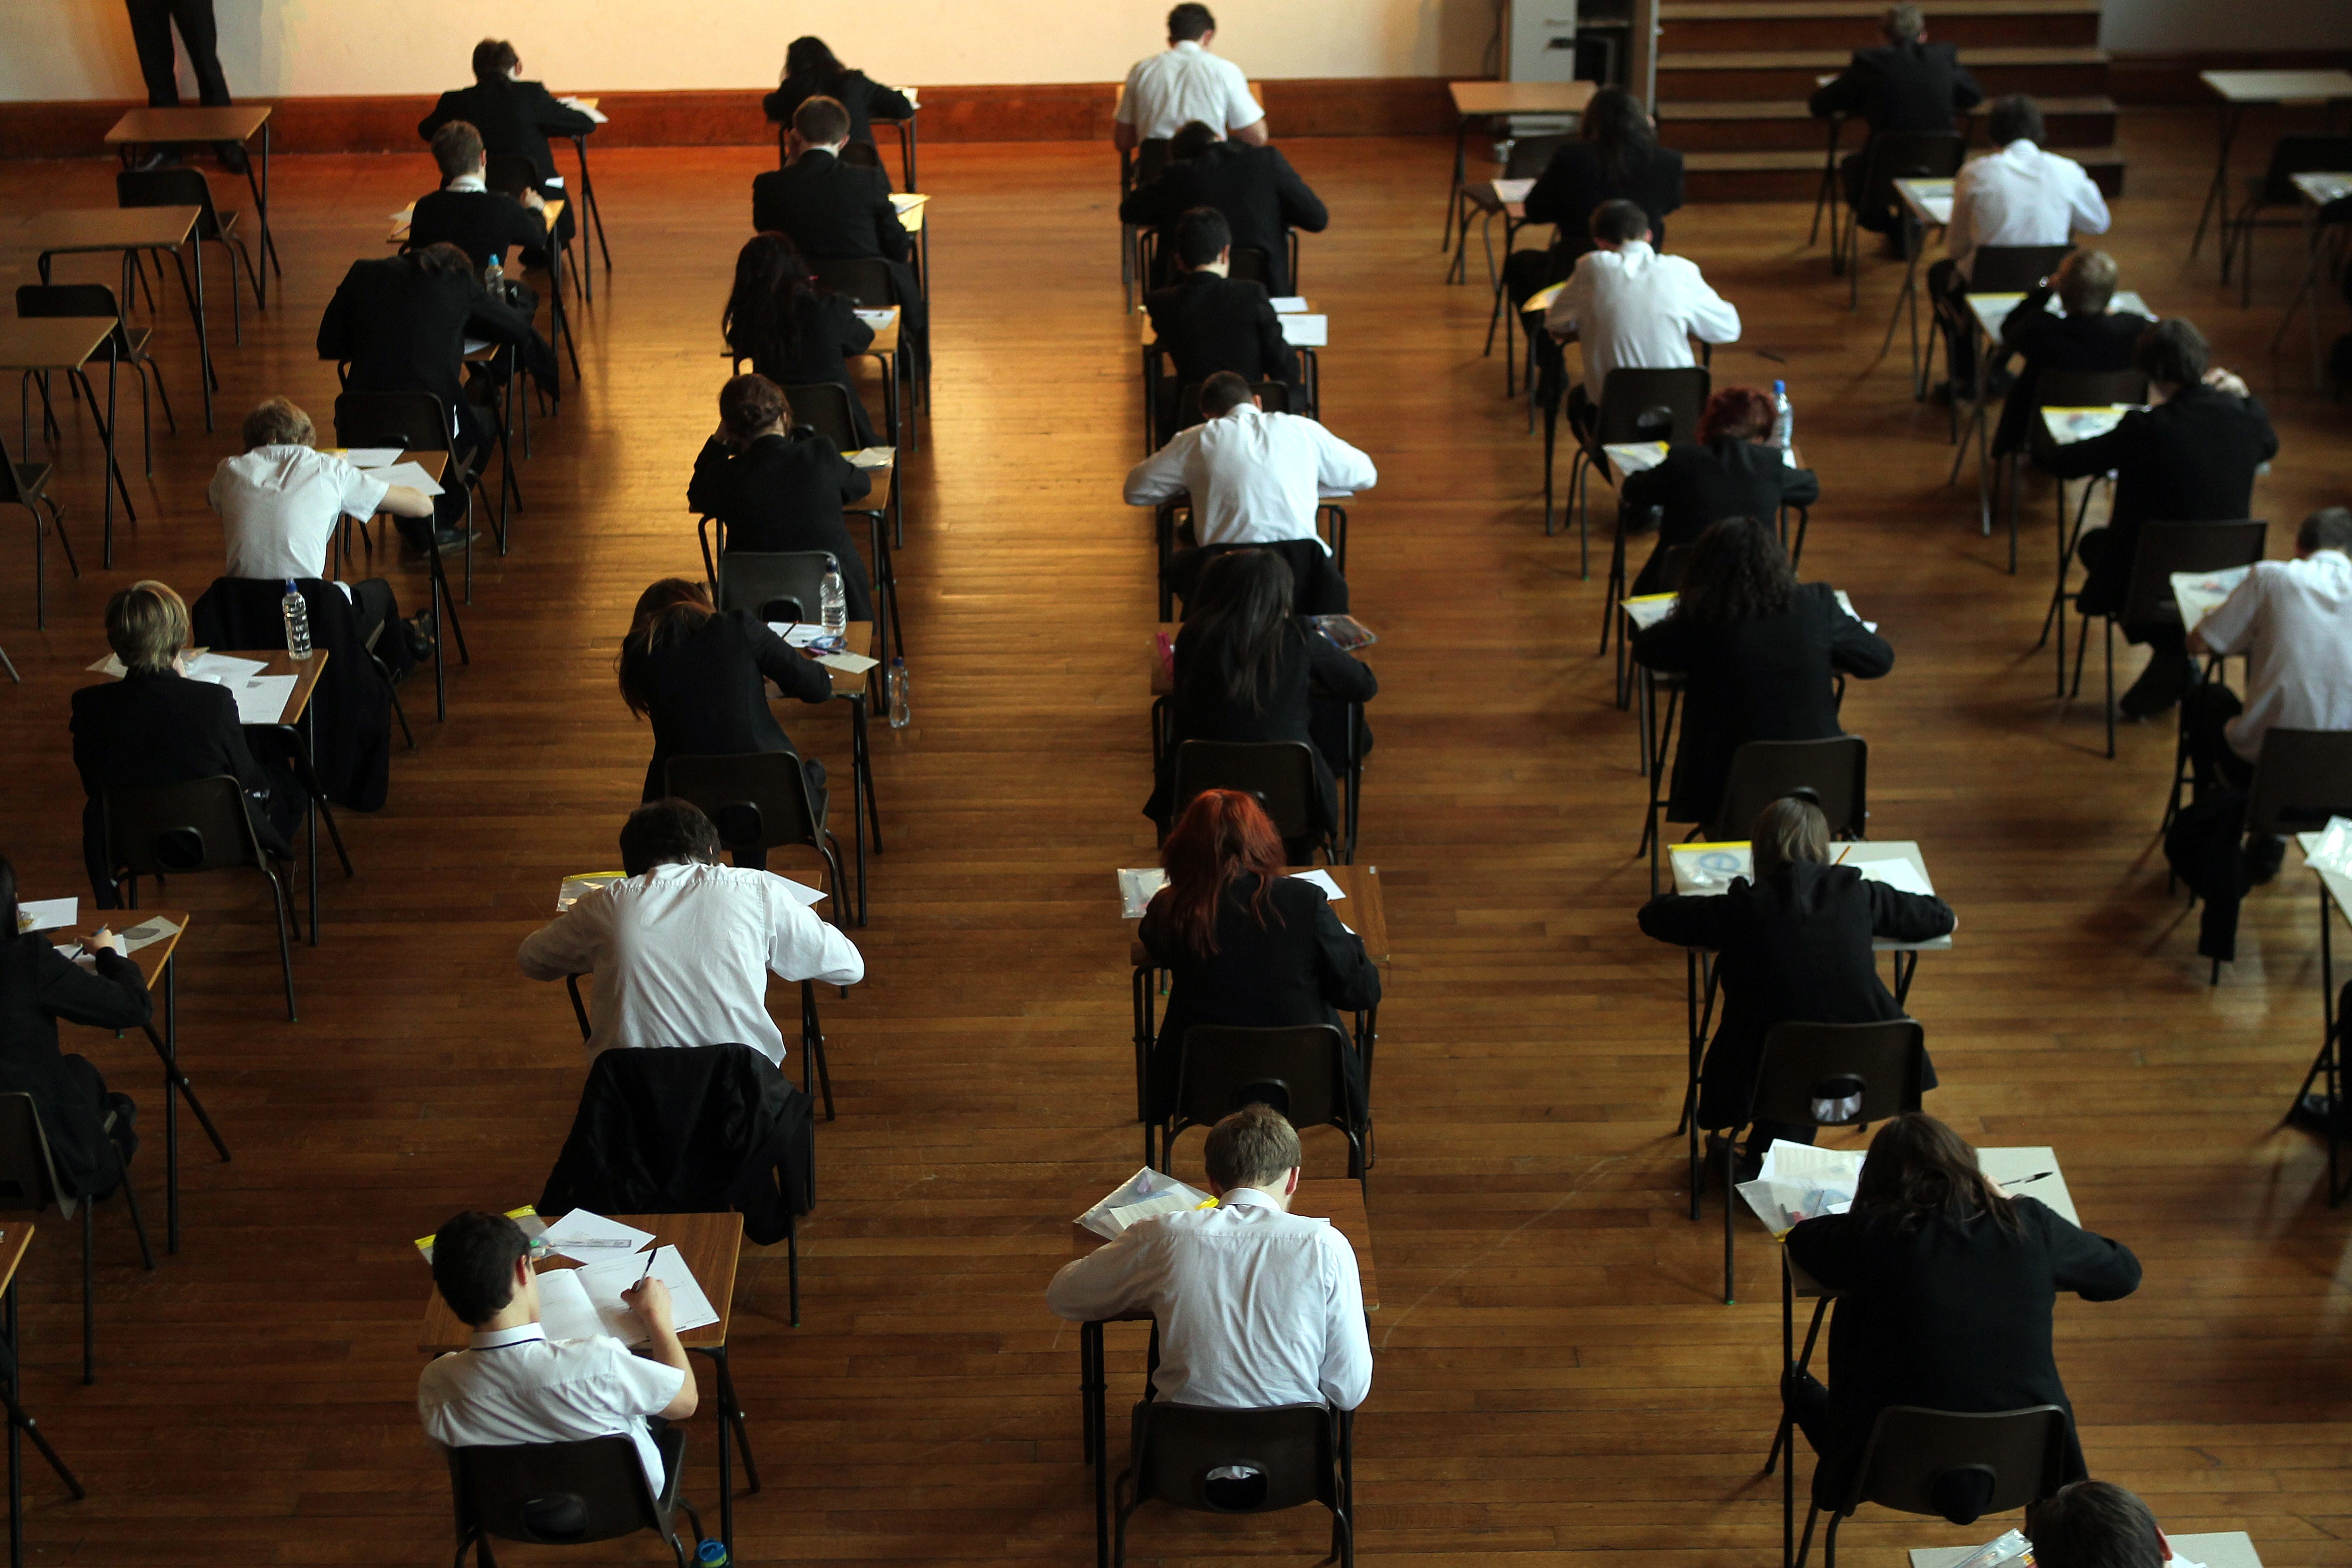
[346,577,417,676]
[125,0,230,108]
[2184,682,2257,793]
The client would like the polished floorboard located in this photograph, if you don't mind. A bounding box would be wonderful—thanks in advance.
[0,106,2347,1565]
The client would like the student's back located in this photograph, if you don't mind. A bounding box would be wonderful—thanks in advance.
[1622,439,1820,596]
[418,74,594,183]
[1810,39,1981,133]
[751,152,906,262]
[1143,271,1300,408]
[688,429,875,620]
[1121,142,1328,298]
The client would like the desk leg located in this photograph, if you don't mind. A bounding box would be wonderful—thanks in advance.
[2190,103,2241,262]
[574,134,612,277]
[163,955,178,1252]
[5,1273,15,1568]
[1444,118,1467,250]
[1891,949,1918,1009]
[713,1349,733,1557]
[1086,1321,1110,1568]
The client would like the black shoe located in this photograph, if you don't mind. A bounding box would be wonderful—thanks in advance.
[131,148,180,173]
[402,526,476,560]
[2118,661,2192,720]
[2242,834,2287,886]
[403,609,437,663]
[215,142,250,176]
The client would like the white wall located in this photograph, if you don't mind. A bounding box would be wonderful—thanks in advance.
[2098,0,2348,52]
[0,0,1500,101]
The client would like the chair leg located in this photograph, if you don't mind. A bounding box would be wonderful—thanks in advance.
[145,352,176,435]
[2104,616,2116,760]
[117,1169,156,1272]
[80,1201,94,1385]
[799,978,835,1121]
[264,866,298,1021]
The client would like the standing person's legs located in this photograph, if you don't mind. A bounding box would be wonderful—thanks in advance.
[165,0,231,106]
[124,0,182,107]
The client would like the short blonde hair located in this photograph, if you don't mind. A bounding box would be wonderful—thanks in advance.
[240,395,314,451]
[1204,1103,1303,1190]
[105,580,191,674]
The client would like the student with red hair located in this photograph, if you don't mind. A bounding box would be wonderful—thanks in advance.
[1133,789,1379,1122]
[1618,385,1820,596]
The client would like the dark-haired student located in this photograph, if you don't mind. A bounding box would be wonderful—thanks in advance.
[1991,249,2152,457]
[688,374,874,623]
[1620,386,1819,596]
[762,36,915,170]
[409,119,552,274]
[1133,788,1379,1121]
[417,38,594,248]
[751,96,927,375]
[516,800,863,1065]
[417,1209,696,1492]
[1784,1113,2140,1503]
[1121,119,1327,298]
[724,231,878,449]
[1520,84,1684,285]
[1143,205,1302,430]
[1808,3,1983,237]
[1629,516,1891,824]
[2046,318,2278,718]
[2028,1482,2176,1568]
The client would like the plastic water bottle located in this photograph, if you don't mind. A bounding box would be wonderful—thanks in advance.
[483,253,504,294]
[1771,380,1794,452]
[696,1540,730,1567]
[887,657,910,729]
[281,580,312,661]
[818,567,847,644]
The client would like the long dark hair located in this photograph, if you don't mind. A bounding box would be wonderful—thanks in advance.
[1152,789,1287,958]
[781,36,847,100]
[725,231,819,360]
[618,578,716,717]
[1674,516,1796,627]
[1582,85,1655,179]
[1186,550,1296,714]
[1852,1113,2022,1235]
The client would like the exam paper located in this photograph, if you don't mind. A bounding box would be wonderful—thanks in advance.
[557,97,610,123]
[234,675,299,726]
[847,446,895,468]
[1269,296,1308,313]
[116,916,181,955]
[340,447,403,468]
[533,1267,609,1344]
[542,1209,656,1262]
[15,897,75,933]
[1854,857,1935,897]
[2173,565,2252,638]
[853,308,895,329]
[816,651,880,676]
[184,652,269,685]
[573,1244,721,1344]
[768,875,827,907]
[1079,1167,1213,1239]
[1288,869,1348,901]
[1491,177,1535,203]
[1738,1139,1863,1235]
[1278,314,1329,347]
[1107,1192,1201,1231]
[2305,817,2352,878]
[367,461,445,497]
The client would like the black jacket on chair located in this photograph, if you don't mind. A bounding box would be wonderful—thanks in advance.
[1786,1197,2141,1496]
[752,150,908,262]
[316,254,546,435]
[1807,41,1984,133]
[1621,441,1821,596]
[1992,285,2155,457]
[1145,271,1302,413]
[1147,618,1377,831]
[1631,584,1893,822]
[2044,384,2279,620]
[418,77,597,184]
[0,933,149,1201]
[407,187,550,273]
[621,610,835,803]
[1120,142,1330,298]
[1137,871,1381,1122]
[539,1043,814,1245]
[1523,141,1686,256]
[763,73,916,151]
[192,577,394,813]
[731,290,880,449]
[688,432,875,622]
[1638,862,1952,1129]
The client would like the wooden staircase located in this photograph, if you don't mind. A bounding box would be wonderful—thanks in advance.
[1659,0,2124,201]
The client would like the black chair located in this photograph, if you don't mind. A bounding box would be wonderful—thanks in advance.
[1120,137,1175,312]
[0,1093,154,1386]
[2222,135,2352,306]
[17,283,173,474]
[1552,365,1711,575]
[101,776,298,1021]
[1643,735,1868,893]
[780,381,861,449]
[2226,731,2352,993]
[1708,1019,1927,1304]
[331,391,477,716]
[1792,1405,2070,1568]
[0,427,74,629]
[1161,1024,1366,1183]
[1967,244,2076,295]
[2025,367,2150,648]
[2070,520,2266,760]
[1834,133,1967,308]
[711,548,840,628]
[806,258,907,444]
[1171,740,1341,865]
[1114,1402,1353,1568]
[116,166,262,343]
[447,1435,705,1568]
[664,750,856,956]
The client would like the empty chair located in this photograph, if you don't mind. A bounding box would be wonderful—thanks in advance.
[447,1437,705,1568]
[1704,737,1870,845]
[101,775,298,1021]
[1114,1403,1354,1568]
[664,752,848,933]
[0,1094,153,1385]
[2221,135,2352,306]
[1551,365,1711,568]
[780,381,861,450]
[714,549,841,627]
[116,166,262,341]
[1795,1406,2070,1568]
[17,283,173,474]
[1163,1024,1366,1185]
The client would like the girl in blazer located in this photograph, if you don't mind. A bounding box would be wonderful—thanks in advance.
[1630,517,1892,824]
[724,232,880,449]
[1135,790,1380,1123]
[1621,386,1821,596]
[1523,86,1686,257]
[761,37,916,170]
[688,374,875,622]
[1785,1113,2141,1506]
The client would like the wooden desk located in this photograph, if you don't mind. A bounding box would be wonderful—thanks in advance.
[0,316,131,567]
[2192,70,2352,259]
[104,104,278,297]
[1444,81,1596,252]
[343,449,460,722]
[20,205,216,431]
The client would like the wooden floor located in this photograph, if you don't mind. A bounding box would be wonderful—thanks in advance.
[0,105,2348,1566]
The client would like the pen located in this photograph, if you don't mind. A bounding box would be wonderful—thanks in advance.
[2007,1171,2055,1187]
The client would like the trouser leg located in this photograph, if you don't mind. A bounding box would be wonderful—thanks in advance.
[123,0,183,107]
[167,0,232,106]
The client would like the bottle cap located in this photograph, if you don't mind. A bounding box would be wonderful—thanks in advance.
[697,1541,729,1565]
[285,579,299,592]
[1773,380,1786,395]
[892,656,905,667]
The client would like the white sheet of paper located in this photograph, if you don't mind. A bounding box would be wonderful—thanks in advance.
[1854,857,1935,897]
[888,192,925,213]
[572,1245,720,1345]
[369,461,444,497]
[1760,1140,1866,1183]
[1604,441,1669,475]
[556,872,626,912]
[533,1267,609,1344]
[557,96,610,123]
[1287,869,1347,901]
[1832,589,1878,633]
[1491,177,1535,203]
[847,447,895,468]
[1119,867,1172,919]
[541,1209,656,1262]
[1278,313,1328,347]
[339,447,403,468]
[1079,1167,1213,1239]
[2173,565,2253,637]
[766,874,827,907]
[853,308,896,329]
[1269,296,1308,313]
[1105,1192,1199,1232]
[816,651,879,676]
[183,652,269,685]
[116,916,181,955]
[16,897,75,933]
[233,675,298,726]
[769,623,837,648]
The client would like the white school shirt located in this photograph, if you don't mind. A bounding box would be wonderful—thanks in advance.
[1116,40,1263,141]
[1946,139,2110,279]
[515,860,865,1065]
[1545,241,1743,404]
[1045,1186,1372,1411]
[2194,551,2352,764]
[209,446,389,584]
[1122,404,1377,551]
[418,1323,686,1492]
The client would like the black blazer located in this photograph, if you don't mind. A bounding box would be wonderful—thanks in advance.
[0,933,149,1200]
[1638,861,1953,1129]
[1137,871,1381,1121]
[1631,583,1894,822]
[192,577,391,812]
[1149,618,1378,831]
[1808,41,1984,133]
[407,187,549,272]
[1144,271,1301,401]
[688,432,875,621]
[1787,1197,2141,1489]
[730,290,879,449]
[763,72,916,148]
[751,151,909,262]
[1993,284,2154,456]
[1523,141,1686,255]
[1621,440,1821,596]
[418,77,596,183]
[1120,142,1330,298]
[316,254,542,432]
[622,611,834,802]
[2045,384,2280,617]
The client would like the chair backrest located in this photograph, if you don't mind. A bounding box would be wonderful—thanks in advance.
[1130,1402,1339,1516]
[333,390,454,457]
[482,153,538,199]
[1173,1024,1353,1138]
[1228,246,1274,286]
[1858,132,1967,221]
[2258,136,2352,203]
[2118,520,2267,631]
[101,776,269,880]
[116,166,223,232]
[1967,244,2075,294]
[448,1438,662,1548]
[1748,1019,1928,1131]
[664,752,823,852]
[1171,741,1321,843]
[1504,133,1573,182]
[0,1096,68,1221]
[1596,367,1711,446]
[782,382,860,449]
[15,283,132,356]
[715,549,840,625]
[2034,368,2148,411]
[2246,729,2352,838]
[1843,1405,2071,1524]
[1705,735,1869,842]
[814,257,895,309]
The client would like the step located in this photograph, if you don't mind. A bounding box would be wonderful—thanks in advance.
[1682,145,2125,200]
[1659,94,2116,150]
[1661,0,2100,52]
[1658,45,2111,101]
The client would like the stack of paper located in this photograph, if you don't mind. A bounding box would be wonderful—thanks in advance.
[1736,1140,1865,1235]
[526,1211,720,1346]
[1078,1168,1214,1240]
[1278,314,1329,347]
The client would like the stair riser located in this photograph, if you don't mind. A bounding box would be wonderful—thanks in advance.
[1658,59,2110,99]
[1662,15,2099,50]
[1684,159,2125,200]
[1663,109,2115,149]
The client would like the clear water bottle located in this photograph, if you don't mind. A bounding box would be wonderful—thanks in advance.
[887,657,910,729]
[483,253,504,294]
[1771,379,1794,452]
[281,579,312,661]
[818,566,848,644]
